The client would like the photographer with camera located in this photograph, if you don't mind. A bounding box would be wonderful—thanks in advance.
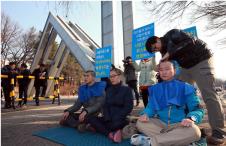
[123,56,140,106]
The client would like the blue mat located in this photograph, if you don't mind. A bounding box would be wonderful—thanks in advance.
[33,126,131,146]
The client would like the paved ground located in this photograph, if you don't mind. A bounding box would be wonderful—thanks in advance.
[1,95,226,146]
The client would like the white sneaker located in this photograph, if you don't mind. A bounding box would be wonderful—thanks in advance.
[131,134,151,146]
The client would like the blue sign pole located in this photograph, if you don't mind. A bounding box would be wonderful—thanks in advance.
[132,23,155,60]
[95,46,112,78]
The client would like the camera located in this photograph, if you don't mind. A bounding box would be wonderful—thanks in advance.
[123,56,132,65]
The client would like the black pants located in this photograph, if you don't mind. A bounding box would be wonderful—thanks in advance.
[60,113,95,129]
[87,117,127,136]
[60,113,81,128]
[2,86,11,108]
[19,85,28,105]
[140,88,149,107]
[35,85,47,103]
[127,80,139,103]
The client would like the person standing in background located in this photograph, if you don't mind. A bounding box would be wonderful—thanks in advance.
[133,57,157,107]
[18,63,30,107]
[1,62,18,109]
[32,63,48,106]
[123,56,140,106]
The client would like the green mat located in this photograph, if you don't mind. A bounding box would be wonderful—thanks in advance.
[33,126,131,146]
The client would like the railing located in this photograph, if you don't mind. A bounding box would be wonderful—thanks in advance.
[1,74,64,109]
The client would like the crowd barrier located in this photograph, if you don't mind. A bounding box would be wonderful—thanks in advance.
[1,74,64,109]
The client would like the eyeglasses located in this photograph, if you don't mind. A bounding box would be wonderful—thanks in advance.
[110,74,120,78]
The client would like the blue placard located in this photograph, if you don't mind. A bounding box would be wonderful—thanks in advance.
[95,46,112,78]
[132,23,155,60]
[183,26,197,37]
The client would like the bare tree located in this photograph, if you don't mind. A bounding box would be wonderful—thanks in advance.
[61,53,84,84]
[143,1,226,44]
[46,1,92,19]
[1,12,40,66]
[9,27,40,65]
[1,12,21,66]
[54,1,73,17]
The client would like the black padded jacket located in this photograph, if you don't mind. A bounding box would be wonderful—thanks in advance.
[160,29,212,68]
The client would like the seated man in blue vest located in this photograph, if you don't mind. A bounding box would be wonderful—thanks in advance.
[135,61,204,146]
[59,70,106,131]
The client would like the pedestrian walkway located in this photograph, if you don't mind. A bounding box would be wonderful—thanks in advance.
[1,95,226,146]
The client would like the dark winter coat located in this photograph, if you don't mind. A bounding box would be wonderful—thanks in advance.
[32,68,48,87]
[124,63,137,83]
[18,69,31,86]
[160,29,212,68]
[1,65,18,87]
[103,82,133,124]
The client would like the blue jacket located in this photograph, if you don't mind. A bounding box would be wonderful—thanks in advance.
[65,81,106,117]
[142,79,204,125]
[78,81,106,102]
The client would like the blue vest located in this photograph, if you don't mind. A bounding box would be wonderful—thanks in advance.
[148,79,195,110]
[78,81,106,102]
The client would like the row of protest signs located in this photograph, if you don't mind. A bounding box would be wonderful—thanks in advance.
[95,24,197,78]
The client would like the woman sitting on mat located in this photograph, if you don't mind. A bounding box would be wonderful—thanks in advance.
[87,68,134,143]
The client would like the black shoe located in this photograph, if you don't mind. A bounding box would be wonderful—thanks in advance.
[207,136,224,145]
[215,127,226,137]
[207,129,225,145]
[36,102,40,106]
